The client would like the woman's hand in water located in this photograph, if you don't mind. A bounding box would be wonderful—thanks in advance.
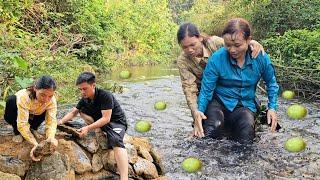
[267,109,278,132]
[193,111,207,138]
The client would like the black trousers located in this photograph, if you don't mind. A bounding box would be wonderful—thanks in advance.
[203,98,255,143]
[4,95,46,135]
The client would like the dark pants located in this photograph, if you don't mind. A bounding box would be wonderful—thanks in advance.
[80,106,127,149]
[4,95,46,135]
[203,98,255,143]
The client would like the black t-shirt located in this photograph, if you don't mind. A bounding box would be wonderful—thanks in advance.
[76,88,126,126]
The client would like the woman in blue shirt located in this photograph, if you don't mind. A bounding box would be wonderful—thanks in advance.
[194,18,279,143]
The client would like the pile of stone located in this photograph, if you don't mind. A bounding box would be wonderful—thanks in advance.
[0,121,166,180]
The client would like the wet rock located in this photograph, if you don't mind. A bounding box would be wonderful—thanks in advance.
[76,170,118,180]
[91,154,103,173]
[95,130,108,150]
[76,131,99,154]
[0,171,21,180]
[133,157,158,179]
[101,150,136,178]
[0,155,27,177]
[153,176,168,180]
[102,150,117,173]
[150,148,165,175]
[33,139,56,158]
[125,143,138,164]
[57,139,92,174]
[131,137,152,152]
[0,121,14,136]
[57,124,81,138]
[138,148,153,162]
[124,134,134,144]
[25,152,75,180]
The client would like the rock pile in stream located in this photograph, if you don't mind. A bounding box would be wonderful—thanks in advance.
[0,120,166,180]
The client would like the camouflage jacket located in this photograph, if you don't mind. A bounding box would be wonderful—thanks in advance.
[177,36,224,118]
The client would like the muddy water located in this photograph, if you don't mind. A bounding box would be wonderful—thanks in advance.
[62,65,320,179]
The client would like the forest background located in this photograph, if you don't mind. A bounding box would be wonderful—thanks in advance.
[0,0,319,115]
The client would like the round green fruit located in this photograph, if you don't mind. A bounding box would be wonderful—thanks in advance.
[285,137,306,153]
[154,101,166,110]
[182,157,202,173]
[135,120,152,133]
[119,70,131,79]
[287,104,307,120]
[282,90,295,100]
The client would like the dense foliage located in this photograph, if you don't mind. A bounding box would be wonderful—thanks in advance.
[0,0,319,115]
[251,0,320,39]
[263,29,320,99]
[0,0,177,112]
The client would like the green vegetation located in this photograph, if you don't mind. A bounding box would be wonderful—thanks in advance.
[263,29,320,99]
[0,0,319,116]
[0,0,177,113]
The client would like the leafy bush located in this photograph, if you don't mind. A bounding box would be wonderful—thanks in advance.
[263,29,320,99]
[251,0,320,39]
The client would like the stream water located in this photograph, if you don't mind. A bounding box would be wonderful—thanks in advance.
[60,65,320,180]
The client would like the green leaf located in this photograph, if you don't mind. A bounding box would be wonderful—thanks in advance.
[12,56,28,70]
[0,101,5,108]
[15,76,33,88]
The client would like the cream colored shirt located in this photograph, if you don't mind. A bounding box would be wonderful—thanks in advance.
[16,89,57,145]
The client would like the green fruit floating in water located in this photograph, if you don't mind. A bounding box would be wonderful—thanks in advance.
[154,101,166,110]
[285,137,306,153]
[287,104,307,120]
[135,120,152,133]
[119,70,131,79]
[182,157,202,173]
[282,90,295,100]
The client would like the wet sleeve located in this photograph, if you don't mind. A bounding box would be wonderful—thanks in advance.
[197,55,219,113]
[45,96,57,139]
[177,56,198,114]
[261,54,279,110]
[17,96,37,145]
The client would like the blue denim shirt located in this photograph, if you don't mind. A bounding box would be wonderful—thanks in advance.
[198,47,279,113]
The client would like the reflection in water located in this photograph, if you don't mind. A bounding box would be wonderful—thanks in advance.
[60,66,320,179]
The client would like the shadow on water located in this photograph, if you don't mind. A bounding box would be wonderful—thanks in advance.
[60,65,320,180]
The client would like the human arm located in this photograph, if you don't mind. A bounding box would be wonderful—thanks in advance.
[194,55,219,137]
[78,109,111,138]
[249,40,265,58]
[58,107,80,125]
[261,54,279,132]
[16,97,38,146]
[177,57,199,119]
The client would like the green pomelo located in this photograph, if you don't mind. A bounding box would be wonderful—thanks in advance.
[287,104,307,120]
[135,120,152,133]
[119,70,131,79]
[182,157,202,173]
[285,137,306,153]
[154,101,166,110]
[282,90,295,100]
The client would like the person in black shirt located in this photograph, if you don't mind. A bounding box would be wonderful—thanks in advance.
[59,72,128,180]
